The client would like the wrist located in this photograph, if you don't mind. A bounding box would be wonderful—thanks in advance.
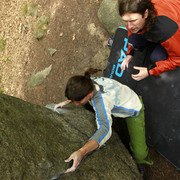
[79,148,87,156]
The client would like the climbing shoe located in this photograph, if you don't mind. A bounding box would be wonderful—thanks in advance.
[136,163,144,177]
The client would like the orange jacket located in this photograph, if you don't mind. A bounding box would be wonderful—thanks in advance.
[127,0,180,76]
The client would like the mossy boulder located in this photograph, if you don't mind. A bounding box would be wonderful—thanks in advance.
[0,94,142,179]
[98,0,125,35]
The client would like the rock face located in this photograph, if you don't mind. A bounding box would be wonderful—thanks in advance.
[0,94,142,180]
[98,0,125,35]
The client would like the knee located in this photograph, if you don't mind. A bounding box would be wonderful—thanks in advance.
[150,44,168,62]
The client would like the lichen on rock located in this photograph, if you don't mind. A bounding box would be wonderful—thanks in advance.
[0,39,6,52]
[28,64,52,89]
[34,14,50,40]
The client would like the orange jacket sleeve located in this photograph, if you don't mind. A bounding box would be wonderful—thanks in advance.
[149,0,180,76]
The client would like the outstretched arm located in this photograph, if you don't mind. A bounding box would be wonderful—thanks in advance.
[64,95,113,173]
[65,139,99,173]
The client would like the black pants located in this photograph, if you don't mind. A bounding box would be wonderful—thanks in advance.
[128,34,169,62]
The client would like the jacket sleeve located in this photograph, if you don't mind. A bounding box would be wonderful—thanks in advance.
[149,0,180,76]
[149,56,180,76]
[89,94,113,147]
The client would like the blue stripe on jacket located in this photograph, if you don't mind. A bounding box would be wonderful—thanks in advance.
[90,94,110,144]
[112,105,140,117]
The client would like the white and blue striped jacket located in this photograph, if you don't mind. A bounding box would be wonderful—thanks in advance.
[89,77,142,147]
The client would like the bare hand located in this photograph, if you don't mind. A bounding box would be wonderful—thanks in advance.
[131,66,149,81]
[121,55,133,70]
[64,149,85,173]
[54,104,62,111]
[54,100,71,111]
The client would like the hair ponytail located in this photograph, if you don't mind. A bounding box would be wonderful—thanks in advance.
[84,68,101,79]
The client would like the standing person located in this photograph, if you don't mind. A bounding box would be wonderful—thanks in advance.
[118,0,180,81]
[54,68,153,175]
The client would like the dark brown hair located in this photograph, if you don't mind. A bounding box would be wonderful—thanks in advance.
[65,68,101,101]
[118,0,157,31]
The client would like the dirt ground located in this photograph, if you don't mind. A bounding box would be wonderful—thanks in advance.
[0,0,179,179]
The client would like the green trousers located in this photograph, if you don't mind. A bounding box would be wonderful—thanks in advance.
[125,97,153,165]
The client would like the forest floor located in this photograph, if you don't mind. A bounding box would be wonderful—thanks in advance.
[0,0,179,179]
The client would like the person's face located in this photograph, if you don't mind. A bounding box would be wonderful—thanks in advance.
[73,92,93,106]
[121,10,148,33]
